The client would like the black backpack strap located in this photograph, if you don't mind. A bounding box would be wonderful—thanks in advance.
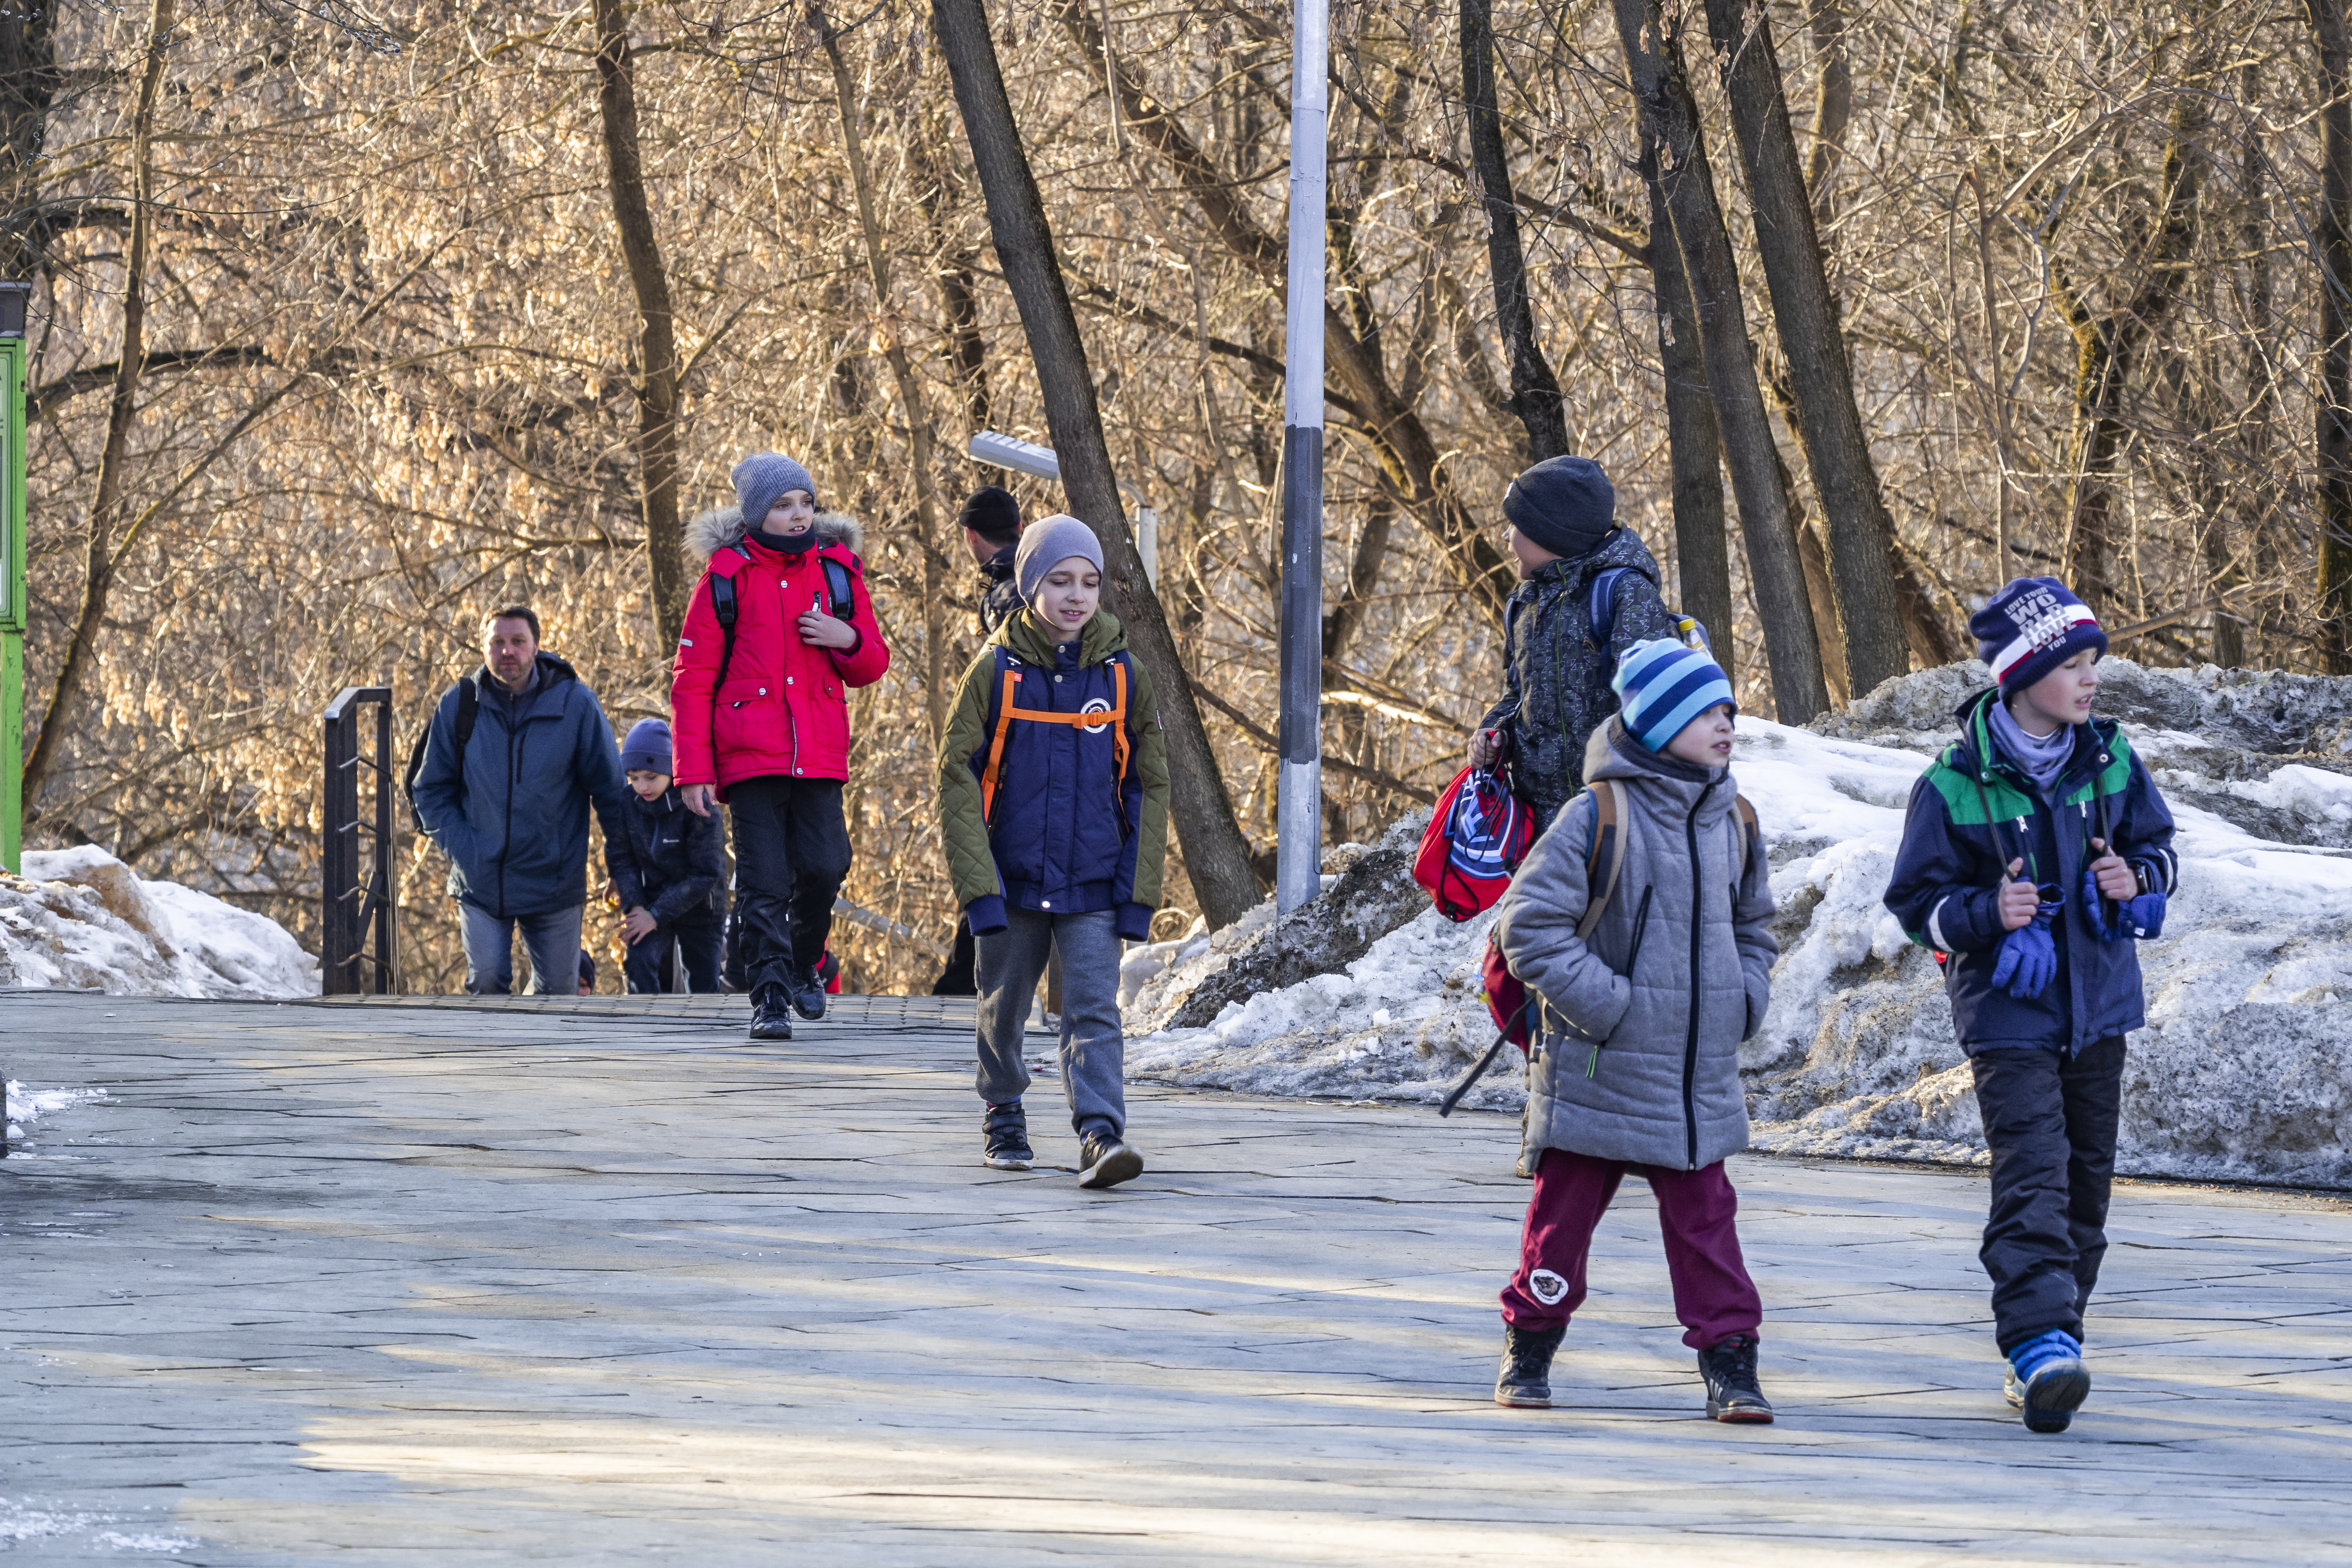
[823,556,854,619]
[709,544,751,691]
[405,677,480,824]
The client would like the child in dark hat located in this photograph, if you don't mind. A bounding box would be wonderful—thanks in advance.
[1471,455,1681,827]
[1883,576,2178,1434]
[611,717,728,993]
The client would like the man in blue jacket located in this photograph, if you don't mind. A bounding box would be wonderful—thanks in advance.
[412,604,632,994]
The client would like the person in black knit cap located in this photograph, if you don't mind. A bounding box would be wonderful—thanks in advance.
[933,484,1027,995]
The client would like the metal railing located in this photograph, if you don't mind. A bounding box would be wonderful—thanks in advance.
[322,686,397,995]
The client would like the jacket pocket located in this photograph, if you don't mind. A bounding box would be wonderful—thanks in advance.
[1581,886,1653,1079]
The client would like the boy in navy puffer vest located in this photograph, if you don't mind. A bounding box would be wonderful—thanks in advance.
[1884,577,2177,1434]
[936,516,1170,1191]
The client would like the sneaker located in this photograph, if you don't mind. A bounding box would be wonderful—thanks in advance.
[2007,1330,2090,1433]
[789,967,828,1021]
[1697,1334,1774,1423]
[1494,1323,1566,1408]
[983,1101,1033,1171]
[748,984,794,1041]
[1076,1132,1144,1190]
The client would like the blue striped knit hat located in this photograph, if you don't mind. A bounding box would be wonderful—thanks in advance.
[1612,638,1736,753]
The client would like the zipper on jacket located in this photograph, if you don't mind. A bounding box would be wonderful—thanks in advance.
[1591,884,1654,1078]
[1681,780,1718,1168]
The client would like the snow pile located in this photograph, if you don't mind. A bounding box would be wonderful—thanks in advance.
[4,1081,106,1143]
[1132,661,2352,1187]
[0,846,316,999]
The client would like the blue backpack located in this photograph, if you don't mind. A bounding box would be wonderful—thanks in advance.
[1584,567,1713,658]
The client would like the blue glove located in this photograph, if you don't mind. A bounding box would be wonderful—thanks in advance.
[2083,867,2169,941]
[2118,889,2166,939]
[1989,885,2062,1000]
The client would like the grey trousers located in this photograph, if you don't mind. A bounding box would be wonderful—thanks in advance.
[975,907,1125,1141]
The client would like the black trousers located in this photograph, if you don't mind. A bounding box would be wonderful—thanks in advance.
[726,776,851,993]
[1969,1035,2127,1351]
[622,903,725,994]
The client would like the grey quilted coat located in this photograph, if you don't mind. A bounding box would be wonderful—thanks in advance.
[1492,719,1777,1172]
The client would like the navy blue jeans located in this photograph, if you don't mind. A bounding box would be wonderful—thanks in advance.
[622,904,725,994]
[460,902,584,995]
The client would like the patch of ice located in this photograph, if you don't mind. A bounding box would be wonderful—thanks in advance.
[0,848,315,999]
[1132,678,2352,1187]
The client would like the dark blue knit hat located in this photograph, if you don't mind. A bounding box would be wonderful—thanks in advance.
[732,452,817,530]
[1503,455,1617,560]
[1970,577,2106,694]
[620,717,673,774]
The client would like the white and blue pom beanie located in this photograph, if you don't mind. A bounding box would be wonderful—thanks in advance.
[1969,576,2106,695]
[1612,638,1736,753]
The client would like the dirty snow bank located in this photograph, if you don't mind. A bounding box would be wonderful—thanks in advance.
[1130,661,2352,1187]
[0,846,316,998]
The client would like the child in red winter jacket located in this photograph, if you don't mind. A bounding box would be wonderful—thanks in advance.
[671,453,890,1040]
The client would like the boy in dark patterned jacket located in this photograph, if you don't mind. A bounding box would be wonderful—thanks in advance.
[1884,577,2177,1435]
[1472,456,1678,828]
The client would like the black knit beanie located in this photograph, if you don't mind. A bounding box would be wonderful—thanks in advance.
[1503,455,1617,560]
[959,485,1023,549]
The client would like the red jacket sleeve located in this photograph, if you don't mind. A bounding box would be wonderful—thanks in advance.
[830,556,890,688]
[669,567,725,789]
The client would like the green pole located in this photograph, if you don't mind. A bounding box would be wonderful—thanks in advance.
[0,283,27,875]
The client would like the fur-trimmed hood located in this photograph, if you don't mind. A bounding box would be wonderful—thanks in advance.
[685,505,865,563]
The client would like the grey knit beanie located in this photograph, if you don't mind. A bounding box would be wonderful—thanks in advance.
[731,452,817,531]
[1014,514,1105,605]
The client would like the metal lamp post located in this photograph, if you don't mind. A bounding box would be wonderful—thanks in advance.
[1276,0,1327,916]
[0,281,27,874]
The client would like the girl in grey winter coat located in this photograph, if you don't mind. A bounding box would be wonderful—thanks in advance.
[1485,638,1779,1422]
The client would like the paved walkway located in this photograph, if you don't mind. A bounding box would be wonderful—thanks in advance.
[2,991,2348,1565]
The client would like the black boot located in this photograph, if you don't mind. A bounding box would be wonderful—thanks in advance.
[1698,1334,1774,1424]
[1494,1323,1566,1408]
[1076,1132,1143,1190]
[789,965,829,1021]
[748,983,794,1041]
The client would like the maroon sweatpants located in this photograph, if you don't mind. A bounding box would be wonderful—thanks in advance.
[1499,1148,1763,1350]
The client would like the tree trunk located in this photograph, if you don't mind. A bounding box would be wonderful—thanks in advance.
[1803,0,1850,234]
[2234,58,2277,667]
[1786,458,1850,704]
[1460,0,1568,463]
[1640,133,1733,688]
[1699,0,1908,697]
[0,0,59,277]
[930,0,1263,927]
[2313,0,2352,672]
[590,0,688,650]
[2056,79,2209,620]
[814,4,949,746]
[1613,0,1829,723]
[23,0,171,812]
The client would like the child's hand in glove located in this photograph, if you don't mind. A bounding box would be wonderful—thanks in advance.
[2083,838,2164,940]
[1990,881,2063,999]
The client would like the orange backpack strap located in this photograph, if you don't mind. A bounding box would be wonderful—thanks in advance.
[978,667,1022,822]
[1111,658,1130,783]
[1574,779,1627,941]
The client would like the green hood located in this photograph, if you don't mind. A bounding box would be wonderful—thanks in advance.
[992,607,1130,666]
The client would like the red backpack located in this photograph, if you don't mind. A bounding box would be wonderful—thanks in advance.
[1414,767,1537,921]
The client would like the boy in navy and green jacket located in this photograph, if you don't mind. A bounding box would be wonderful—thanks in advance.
[1884,577,2176,1435]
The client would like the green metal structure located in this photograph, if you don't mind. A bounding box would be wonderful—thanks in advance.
[0,282,25,874]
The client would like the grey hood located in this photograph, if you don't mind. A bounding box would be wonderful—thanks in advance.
[1491,717,1778,1172]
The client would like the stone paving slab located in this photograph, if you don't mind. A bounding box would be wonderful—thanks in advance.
[2,991,2349,1565]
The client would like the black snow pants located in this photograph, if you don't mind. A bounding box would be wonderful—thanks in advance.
[1968,1034,2127,1351]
